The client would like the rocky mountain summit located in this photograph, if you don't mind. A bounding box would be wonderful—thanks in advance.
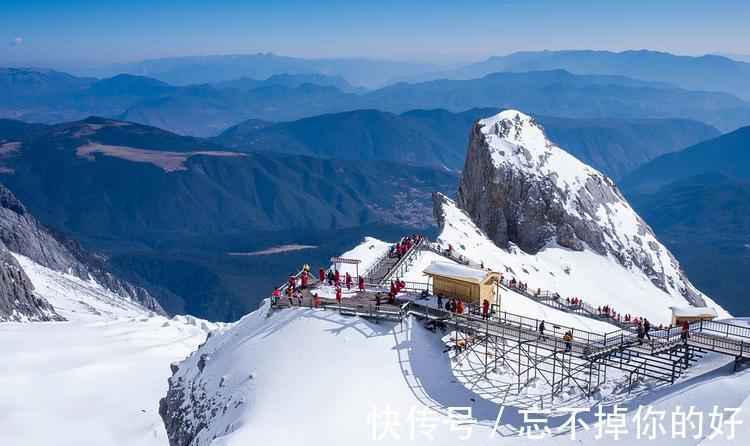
[454,110,707,306]
[0,182,164,321]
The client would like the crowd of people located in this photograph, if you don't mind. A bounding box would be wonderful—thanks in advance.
[501,275,529,293]
[439,244,474,267]
[435,293,494,320]
[271,235,695,348]
[271,234,426,307]
[389,234,424,260]
[498,272,668,332]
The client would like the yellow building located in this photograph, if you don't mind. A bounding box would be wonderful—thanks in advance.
[423,262,500,306]
[669,306,718,326]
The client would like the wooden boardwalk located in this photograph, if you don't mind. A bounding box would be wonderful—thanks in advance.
[268,239,750,394]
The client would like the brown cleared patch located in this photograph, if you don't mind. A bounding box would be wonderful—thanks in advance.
[0,141,22,156]
[0,142,21,174]
[229,244,318,256]
[76,143,247,172]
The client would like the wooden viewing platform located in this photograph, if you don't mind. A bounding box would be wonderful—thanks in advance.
[268,238,750,403]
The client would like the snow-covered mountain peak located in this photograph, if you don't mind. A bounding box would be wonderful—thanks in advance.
[478,109,548,149]
[477,109,601,196]
[455,109,725,312]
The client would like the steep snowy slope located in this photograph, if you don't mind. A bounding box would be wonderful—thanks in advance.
[435,192,726,325]
[0,255,220,446]
[0,182,163,321]
[399,249,622,333]
[161,298,749,446]
[448,109,728,324]
[161,303,533,446]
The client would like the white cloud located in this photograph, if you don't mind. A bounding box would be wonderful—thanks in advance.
[10,37,24,46]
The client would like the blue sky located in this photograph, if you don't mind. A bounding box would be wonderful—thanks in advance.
[1,0,749,65]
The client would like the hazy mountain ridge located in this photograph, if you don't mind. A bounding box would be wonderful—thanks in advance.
[218,108,719,177]
[621,125,750,193]
[76,52,451,88]
[401,49,750,101]
[3,66,750,137]
[621,127,750,315]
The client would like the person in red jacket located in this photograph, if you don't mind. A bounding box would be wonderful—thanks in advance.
[358,275,365,292]
[289,275,296,292]
[334,269,340,286]
[272,287,280,304]
[345,272,352,290]
[390,281,398,296]
[457,300,464,314]
[301,270,308,289]
[318,268,325,283]
[313,293,321,309]
[681,321,690,342]
[335,286,342,303]
[482,299,490,319]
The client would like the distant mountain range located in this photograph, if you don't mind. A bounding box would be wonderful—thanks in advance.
[360,70,750,132]
[3,48,750,318]
[621,125,750,193]
[3,66,750,136]
[217,108,719,178]
[56,50,750,101]
[212,73,366,94]
[75,53,451,89]
[399,49,750,101]
[621,127,750,316]
[0,117,456,241]
[216,109,468,170]
[0,117,456,319]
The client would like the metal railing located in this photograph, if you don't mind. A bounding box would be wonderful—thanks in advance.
[647,319,750,359]
[361,249,393,283]
[425,242,483,269]
[273,238,750,364]
[426,240,638,329]
[379,238,428,285]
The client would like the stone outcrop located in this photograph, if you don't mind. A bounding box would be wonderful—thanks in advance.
[452,110,706,306]
[0,248,62,322]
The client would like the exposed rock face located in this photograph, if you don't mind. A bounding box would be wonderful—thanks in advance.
[160,330,223,446]
[0,182,165,320]
[159,371,211,446]
[556,223,584,251]
[0,249,62,322]
[454,110,706,306]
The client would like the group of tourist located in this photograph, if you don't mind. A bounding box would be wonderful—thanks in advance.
[439,244,474,267]
[317,268,367,291]
[388,280,407,304]
[389,234,423,260]
[499,272,668,332]
[443,297,465,314]
[501,275,530,293]
[434,293,493,320]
